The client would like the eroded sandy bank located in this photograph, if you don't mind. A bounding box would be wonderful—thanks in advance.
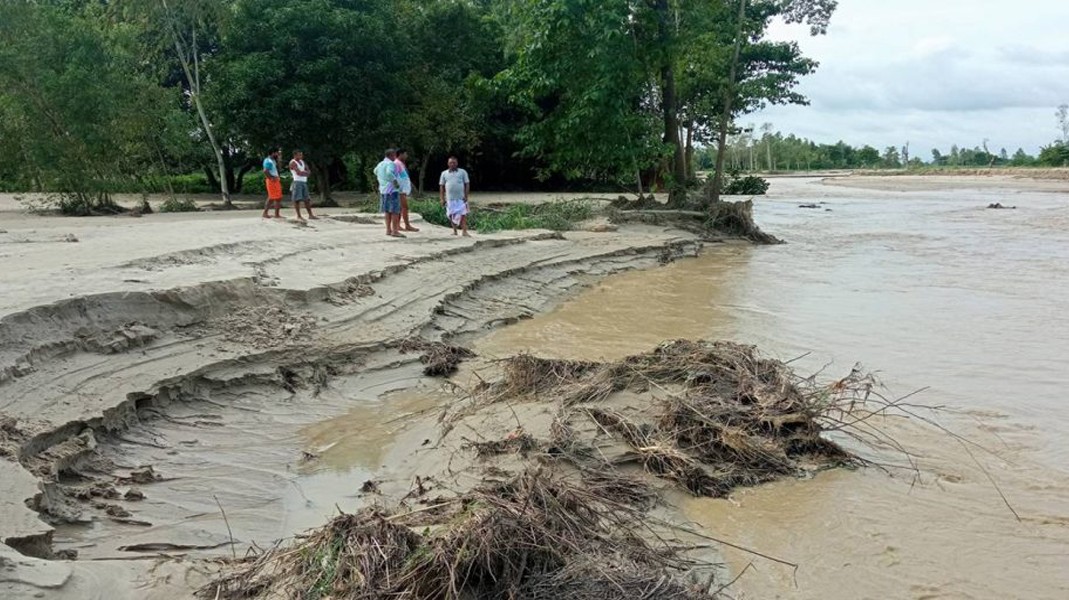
[0,207,709,598]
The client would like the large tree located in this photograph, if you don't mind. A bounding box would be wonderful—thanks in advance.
[493,0,834,204]
[115,0,236,206]
[0,1,185,213]
[495,0,664,191]
[395,0,503,195]
[696,0,832,204]
[212,0,405,202]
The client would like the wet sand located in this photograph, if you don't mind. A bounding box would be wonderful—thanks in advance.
[0,204,700,598]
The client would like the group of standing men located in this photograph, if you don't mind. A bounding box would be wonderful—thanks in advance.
[375,149,470,238]
[261,148,316,221]
[259,147,470,238]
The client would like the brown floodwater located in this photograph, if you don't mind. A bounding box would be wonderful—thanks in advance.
[475,179,1069,599]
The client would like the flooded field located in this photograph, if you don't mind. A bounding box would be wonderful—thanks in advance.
[474,178,1069,598]
[9,175,1069,598]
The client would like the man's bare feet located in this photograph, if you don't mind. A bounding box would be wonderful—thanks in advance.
[462,232,471,237]
[390,232,406,238]
[308,215,319,220]
[404,226,419,232]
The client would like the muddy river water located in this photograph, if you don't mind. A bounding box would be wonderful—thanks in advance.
[474,179,1069,599]
[53,178,1069,598]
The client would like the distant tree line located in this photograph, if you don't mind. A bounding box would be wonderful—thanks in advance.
[697,107,1069,173]
[0,0,839,214]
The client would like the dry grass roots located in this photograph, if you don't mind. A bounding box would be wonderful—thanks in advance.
[203,471,713,600]
[399,338,476,377]
[466,340,863,498]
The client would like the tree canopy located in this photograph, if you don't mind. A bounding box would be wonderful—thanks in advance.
[0,0,849,207]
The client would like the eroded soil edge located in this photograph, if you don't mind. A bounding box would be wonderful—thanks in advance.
[0,227,703,569]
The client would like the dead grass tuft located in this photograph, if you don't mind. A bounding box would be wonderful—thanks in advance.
[203,471,712,600]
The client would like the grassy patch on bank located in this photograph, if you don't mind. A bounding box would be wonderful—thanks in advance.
[353,196,596,233]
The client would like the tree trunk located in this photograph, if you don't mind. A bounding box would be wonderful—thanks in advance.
[662,66,686,205]
[313,162,336,207]
[161,0,230,207]
[418,152,431,197]
[708,0,748,208]
[235,162,254,194]
[684,125,694,181]
[224,150,237,196]
[203,165,220,191]
[655,0,686,207]
[183,55,230,207]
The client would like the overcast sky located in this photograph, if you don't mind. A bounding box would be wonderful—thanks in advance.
[748,0,1069,157]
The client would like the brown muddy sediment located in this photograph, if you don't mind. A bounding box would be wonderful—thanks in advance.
[0,219,703,598]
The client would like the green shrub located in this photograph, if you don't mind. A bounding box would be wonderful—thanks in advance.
[723,175,770,195]
[242,172,267,195]
[407,198,449,226]
[1037,144,1069,167]
[53,192,122,216]
[415,198,593,233]
[159,196,199,212]
[168,173,214,194]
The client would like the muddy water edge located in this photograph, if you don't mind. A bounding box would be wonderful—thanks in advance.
[473,178,1069,599]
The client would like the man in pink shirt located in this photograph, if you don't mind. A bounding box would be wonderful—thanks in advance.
[394,149,419,232]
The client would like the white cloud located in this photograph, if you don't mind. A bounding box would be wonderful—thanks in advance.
[909,36,957,59]
[749,0,1069,154]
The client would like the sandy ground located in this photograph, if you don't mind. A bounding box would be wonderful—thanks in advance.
[0,200,702,598]
[0,191,647,217]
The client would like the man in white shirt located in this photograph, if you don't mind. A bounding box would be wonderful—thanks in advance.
[374,148,403,237]
[288,150,316,221]
[439,156,470,237]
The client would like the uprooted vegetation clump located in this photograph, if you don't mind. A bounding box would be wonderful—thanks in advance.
[399,337,476,376]
[204,339,882,599]
[204,470,713,600]
[456,339,864,497]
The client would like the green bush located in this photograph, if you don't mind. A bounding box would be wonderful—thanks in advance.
[159,196,199,212]
[168,173,214,194]
[53,192,122,216]
[1037,144,1069,167]
[242,172,268,195]
[723,175,770,195]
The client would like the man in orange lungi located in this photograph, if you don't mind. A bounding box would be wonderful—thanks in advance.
[261,147,284,218]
